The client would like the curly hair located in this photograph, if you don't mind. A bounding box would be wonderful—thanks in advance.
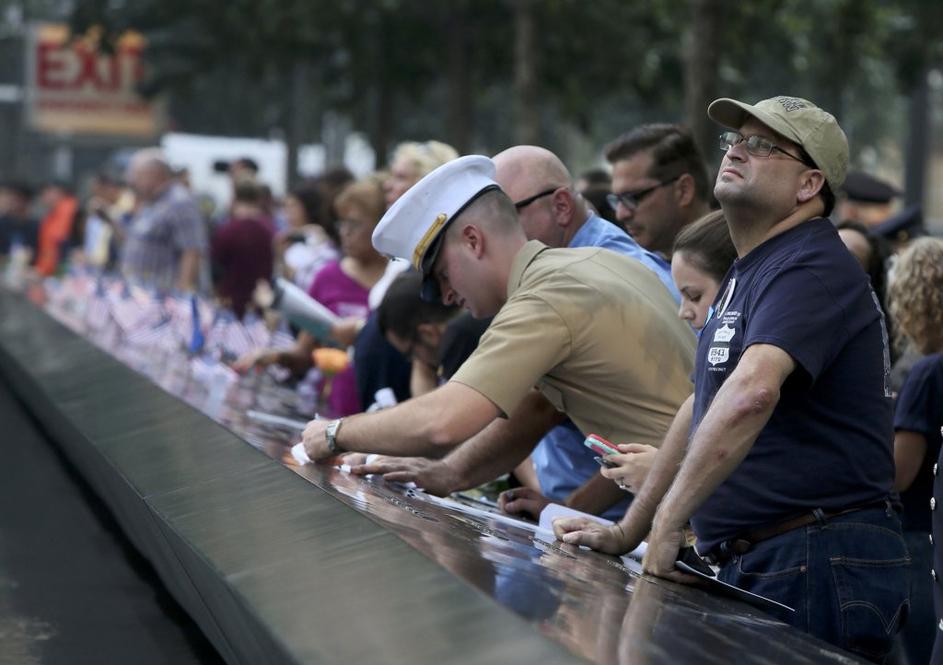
[888,237,943,355]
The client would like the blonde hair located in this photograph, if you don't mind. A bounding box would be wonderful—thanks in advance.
[391,141,459,179]
[334,176,386,225]
[888,237,943,354]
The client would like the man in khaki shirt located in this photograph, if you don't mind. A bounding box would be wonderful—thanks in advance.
[451,240,692,448]
[302,156,694,515]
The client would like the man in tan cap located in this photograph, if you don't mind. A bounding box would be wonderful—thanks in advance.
[556,97,908,661]
[301,155,695,518]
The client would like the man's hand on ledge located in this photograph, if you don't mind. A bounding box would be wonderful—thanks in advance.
[350,456,460,496]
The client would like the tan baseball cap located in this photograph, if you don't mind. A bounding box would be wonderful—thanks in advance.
[708,96,848,192]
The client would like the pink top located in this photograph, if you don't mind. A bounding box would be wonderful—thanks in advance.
[307,260,370,416]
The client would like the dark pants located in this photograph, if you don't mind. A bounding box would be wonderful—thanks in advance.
[718,505,911,663]
[900,530,934,665]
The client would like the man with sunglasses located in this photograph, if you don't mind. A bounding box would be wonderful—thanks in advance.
[494,145,680,303]
[556,97,907,662]
[605,124,711,259]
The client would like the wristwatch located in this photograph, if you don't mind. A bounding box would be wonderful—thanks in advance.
[325,418,344,454]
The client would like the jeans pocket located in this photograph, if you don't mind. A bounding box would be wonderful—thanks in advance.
[724,537,808,626]
[735,537,807,579]
[829,545,911,661]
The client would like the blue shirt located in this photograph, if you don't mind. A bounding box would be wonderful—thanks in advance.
[894,352,943,533]
[689,218,894,553]
[532,214,676,521]
[569,215,680,304]
[354,312,413,408]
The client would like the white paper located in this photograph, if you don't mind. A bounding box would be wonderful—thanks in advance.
[291,442,312,465]
[274,278,340,341]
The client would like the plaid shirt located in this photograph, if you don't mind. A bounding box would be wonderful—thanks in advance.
[121,183,206,292]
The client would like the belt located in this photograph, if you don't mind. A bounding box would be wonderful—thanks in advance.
[704,498,894,566]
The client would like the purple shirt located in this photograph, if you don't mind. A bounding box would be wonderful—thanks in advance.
[211,216,274,317]
[308,261,370,417]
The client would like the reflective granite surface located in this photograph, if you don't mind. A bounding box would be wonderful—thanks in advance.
[0,285,865,664]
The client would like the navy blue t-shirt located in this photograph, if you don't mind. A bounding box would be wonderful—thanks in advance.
[894,352,943,533]
[690,218,894,553]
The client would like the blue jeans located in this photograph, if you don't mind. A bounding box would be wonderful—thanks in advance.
[718,505,911,663]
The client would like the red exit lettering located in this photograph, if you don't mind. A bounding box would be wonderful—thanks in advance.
[36,39,144,92]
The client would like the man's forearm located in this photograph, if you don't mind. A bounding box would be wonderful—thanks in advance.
[653,380,776,532]
[440,390,565,492]
[409,360,438,397]
[566,472,626,515]
[651,345,793,533]
[617,395,694,545]
[336,382,500,457]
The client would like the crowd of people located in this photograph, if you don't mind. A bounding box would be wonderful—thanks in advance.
[1,95,941,664]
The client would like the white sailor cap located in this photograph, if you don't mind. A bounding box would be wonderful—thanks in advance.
[372,155,500,301]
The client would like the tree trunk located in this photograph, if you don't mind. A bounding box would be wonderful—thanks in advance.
[682,0,724,165]
[285,60,309,188]
[445,2,472,153]
[373,75,394,167]
[512,0,539,145]
[904,65,929,208]
[369,11,394,166]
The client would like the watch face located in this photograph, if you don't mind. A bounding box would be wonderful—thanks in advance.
[326,419,342,452]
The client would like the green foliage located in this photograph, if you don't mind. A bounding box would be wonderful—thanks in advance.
[59,0,940,167]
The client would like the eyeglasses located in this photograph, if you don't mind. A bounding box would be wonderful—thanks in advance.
[606,175,681,212]
[514,187,558,210]
[718,131,811,166]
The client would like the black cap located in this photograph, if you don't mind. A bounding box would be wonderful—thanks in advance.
[419,229,451,302]
[841,171,900,204]
[872,204,924,243]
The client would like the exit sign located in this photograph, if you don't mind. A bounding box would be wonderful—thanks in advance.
[25,23,164,137]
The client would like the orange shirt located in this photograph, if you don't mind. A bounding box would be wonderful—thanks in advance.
[35,197,78,276]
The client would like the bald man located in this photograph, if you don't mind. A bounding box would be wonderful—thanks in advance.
[484,146,683,519]
[121,148,206,293]
[493,146,679,301]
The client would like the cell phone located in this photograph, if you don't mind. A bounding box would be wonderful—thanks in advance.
[593,456,616,469]
[583,434,620,457]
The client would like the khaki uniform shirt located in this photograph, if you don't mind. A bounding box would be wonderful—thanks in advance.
[452,240,695,446]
